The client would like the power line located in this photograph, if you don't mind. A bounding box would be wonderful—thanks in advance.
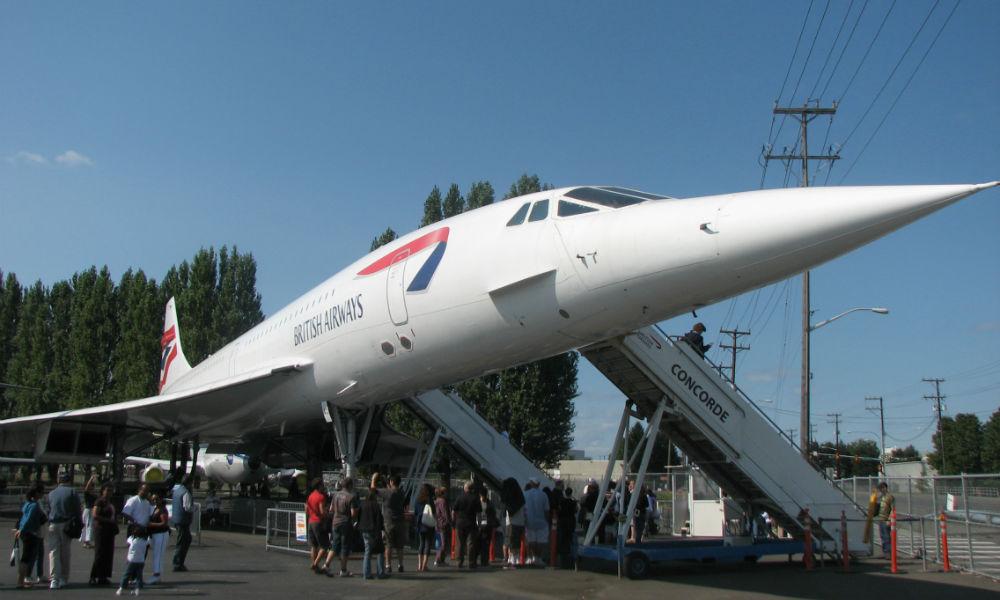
[923,377,947,472]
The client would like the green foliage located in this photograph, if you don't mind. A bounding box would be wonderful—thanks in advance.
[442,184,464,218]
[4,281,54,417]
[421,186,444,227]
[1,246,264,419]
[888,444,921,463]
[370,228,398,252]
[504,174,552,200]
[982,410,1000,473]
[617,422,681,471]
[0,272,23,413]
[465,181,494,210]
[930,413,984,474]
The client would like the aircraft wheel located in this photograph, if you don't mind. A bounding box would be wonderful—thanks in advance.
[624,552,650,580]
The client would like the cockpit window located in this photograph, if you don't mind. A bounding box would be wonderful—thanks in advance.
[527,199,549,222]
[557,200,599,217]
[506,202,530,226]
[564,186,671,207]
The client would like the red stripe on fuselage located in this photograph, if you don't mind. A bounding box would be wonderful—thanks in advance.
[357,227,450,276]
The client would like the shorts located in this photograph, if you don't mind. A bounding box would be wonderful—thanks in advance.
[525,525,549,544]
[308,521,329,549]
[330,522,353,556]
[385,521,407,550]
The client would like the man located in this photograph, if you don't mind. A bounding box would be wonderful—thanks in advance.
[682,322,712,357]
[305,477,330,574]
[875,482,895,558]
[122,483,153,534]
[171,474,196,572]
[377,473,407,573]
[324,476,358,577]
[522,478,550,566]
[451,480,481,568]
[47,471,81,589]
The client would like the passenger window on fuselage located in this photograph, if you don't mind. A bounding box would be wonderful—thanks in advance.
[557,200,598,217]
[528,199,549,222]
[507,203,530,226]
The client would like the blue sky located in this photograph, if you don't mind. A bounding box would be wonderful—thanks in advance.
[2,2,998,460]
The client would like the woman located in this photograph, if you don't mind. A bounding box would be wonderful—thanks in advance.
[14,488,46,589]
[357,488,386,580]
[415,483,436,572]
[81,473,98,549]
[433,486,451,567]
[89,483,118,585]
[146,494,170,584]
[500,477,525,566]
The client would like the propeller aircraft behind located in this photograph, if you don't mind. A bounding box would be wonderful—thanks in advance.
[0,182,996,475]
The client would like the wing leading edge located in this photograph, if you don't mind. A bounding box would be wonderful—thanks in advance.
[0,359,312,461]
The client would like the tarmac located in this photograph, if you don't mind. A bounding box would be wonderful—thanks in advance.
[3,528,998,599]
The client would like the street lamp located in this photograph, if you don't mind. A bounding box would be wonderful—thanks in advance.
[801,307,889,458]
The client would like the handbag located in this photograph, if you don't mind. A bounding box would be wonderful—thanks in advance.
[421,504,436,528]
[64,514,84,539]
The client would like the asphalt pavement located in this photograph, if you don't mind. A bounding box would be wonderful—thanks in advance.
[3,528,998,599]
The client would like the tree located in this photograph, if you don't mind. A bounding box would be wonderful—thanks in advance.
[843,439,880,477]
[618,422,681,472]
[370,228,398,252]
[982,410,1000,473]
[465,181,494,210]
[505,173,552,200]
[64,266,117,409]
[930,413,983,474]
[420,186,444,227]
[4,281,54,417]
[887,445,921,463]
[442,184,464,218]
[0,271,23,415]
[212,246,264,351]
[109,268,161,403]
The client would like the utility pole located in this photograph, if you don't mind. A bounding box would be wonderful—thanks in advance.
[718,327,751,384]
[765,101,839,459]
[865,396,886,474]
[923,378,947,474]
[828,412,842,478]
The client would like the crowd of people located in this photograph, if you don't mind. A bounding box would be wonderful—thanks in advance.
[301,472,665,579]
[10,472,197,593]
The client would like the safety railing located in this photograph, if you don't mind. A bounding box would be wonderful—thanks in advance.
[835,473,1000,581]
[264,507,310,555]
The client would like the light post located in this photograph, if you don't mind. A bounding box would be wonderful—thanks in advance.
[801,307,889,458]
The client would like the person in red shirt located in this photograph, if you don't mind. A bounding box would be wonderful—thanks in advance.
[305,477,331,574]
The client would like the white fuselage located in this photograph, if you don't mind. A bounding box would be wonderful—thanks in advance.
[160,183,995,442]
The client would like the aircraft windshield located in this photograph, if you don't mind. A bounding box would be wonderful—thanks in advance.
[564,186,672,208]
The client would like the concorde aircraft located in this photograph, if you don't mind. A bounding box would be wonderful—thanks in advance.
[0,182,996,475]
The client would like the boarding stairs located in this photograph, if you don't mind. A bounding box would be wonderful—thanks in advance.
[580,325,868,553]
[401,389,553,494]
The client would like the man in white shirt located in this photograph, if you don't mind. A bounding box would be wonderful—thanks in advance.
[122,484,153,531]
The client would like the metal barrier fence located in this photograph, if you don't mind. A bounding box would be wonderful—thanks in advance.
[229,498,302,534]
[835,473,1000,581]
[265,507,310,555]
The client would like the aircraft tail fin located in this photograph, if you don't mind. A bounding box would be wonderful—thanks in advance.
[159,297,193,393]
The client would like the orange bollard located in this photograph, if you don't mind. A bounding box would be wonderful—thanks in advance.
[841,510,850,572]
[489,529,496,562]
[890,508,898,573]
[451,528,456,559]
[803,509,814,570]
[520,533,526,564]
[940,511,950,572]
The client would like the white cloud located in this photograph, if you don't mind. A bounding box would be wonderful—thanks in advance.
[55,150,94,167]
[7,151,47,165]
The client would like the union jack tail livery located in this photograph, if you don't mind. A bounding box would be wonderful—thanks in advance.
[159,297,192,393]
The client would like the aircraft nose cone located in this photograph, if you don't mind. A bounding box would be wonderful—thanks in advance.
[717,182,998,283]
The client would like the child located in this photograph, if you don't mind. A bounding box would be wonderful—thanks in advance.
[117,532,149,596]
